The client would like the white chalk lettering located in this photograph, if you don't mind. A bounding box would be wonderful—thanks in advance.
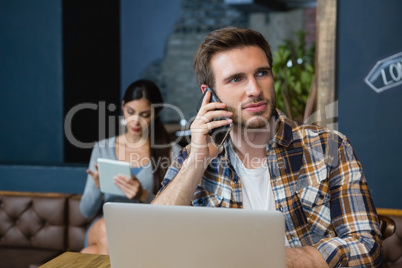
[389,61,402,81]
[381,69,393,85]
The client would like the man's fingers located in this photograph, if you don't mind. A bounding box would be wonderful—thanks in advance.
[198,102,228,116]
[201,90,211,106]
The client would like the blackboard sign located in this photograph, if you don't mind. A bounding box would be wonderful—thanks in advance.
[365,52,402,93]
[338,0,402,209]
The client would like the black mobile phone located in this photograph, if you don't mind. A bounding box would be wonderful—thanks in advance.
[196,87,232,147]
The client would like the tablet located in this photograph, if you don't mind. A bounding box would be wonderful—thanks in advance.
[97,158,131,196]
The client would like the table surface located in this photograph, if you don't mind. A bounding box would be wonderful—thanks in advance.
[40,252,110,268]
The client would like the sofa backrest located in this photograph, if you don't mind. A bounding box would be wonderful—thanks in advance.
[0,191,100,268]
[67,194,97,252]
[0,191,69,251]
[378,208,402,268]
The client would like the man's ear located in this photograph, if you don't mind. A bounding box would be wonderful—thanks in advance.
[121,100,125,110]
[200,84,208,94]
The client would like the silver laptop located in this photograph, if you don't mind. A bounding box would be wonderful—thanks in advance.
[103,202,286,268]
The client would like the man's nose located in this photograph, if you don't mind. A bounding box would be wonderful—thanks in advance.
[245,78,262,98]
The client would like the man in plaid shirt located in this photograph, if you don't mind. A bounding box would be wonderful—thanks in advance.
[153,27,382,267]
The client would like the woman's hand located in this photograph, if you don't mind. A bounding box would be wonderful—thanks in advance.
[86,163,100,188]
[114,174,148,202]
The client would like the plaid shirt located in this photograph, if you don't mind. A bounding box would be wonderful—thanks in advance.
[159,110,382,267]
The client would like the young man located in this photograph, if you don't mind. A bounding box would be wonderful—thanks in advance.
[152,27,382,267]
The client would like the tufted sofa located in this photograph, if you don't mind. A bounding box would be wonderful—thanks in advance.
[0,191,98,268]
[378,208,402,268]
[1,191,401,268]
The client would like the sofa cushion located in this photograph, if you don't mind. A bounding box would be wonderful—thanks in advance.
[383,214,402,268]
[67,194,99,252]
[0,192,68,251]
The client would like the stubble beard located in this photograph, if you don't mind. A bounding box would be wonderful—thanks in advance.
[227,95,276,129]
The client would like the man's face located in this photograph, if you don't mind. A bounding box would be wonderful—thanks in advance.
[210,45,276,128]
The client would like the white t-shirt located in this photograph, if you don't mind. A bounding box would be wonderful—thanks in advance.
[228,142,290,246]
[228,143,276,210]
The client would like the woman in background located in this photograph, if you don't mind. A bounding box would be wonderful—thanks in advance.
[80,79,180,254]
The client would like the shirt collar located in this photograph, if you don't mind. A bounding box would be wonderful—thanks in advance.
[270,109,296,149]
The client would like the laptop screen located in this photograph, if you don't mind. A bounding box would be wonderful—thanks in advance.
[104,202,286,268]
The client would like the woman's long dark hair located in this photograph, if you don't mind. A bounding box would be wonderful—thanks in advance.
[123,79,172,194]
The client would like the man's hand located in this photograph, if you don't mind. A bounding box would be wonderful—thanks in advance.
[286,246,329,268]
[152,90,232,206]
[190,90,232,164]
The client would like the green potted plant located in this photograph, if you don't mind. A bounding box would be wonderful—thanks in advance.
[272,30,315,122]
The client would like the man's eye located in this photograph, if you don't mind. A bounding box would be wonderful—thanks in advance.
[230,77,241,83]
[256,71,268,77]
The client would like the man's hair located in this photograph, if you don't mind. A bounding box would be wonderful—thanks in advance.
[193,26,273,88]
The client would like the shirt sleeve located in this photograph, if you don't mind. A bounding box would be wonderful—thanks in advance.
[79,143,104,219]
[315,136,382,267]
[156,145,188,195]
[171,143,182,159]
